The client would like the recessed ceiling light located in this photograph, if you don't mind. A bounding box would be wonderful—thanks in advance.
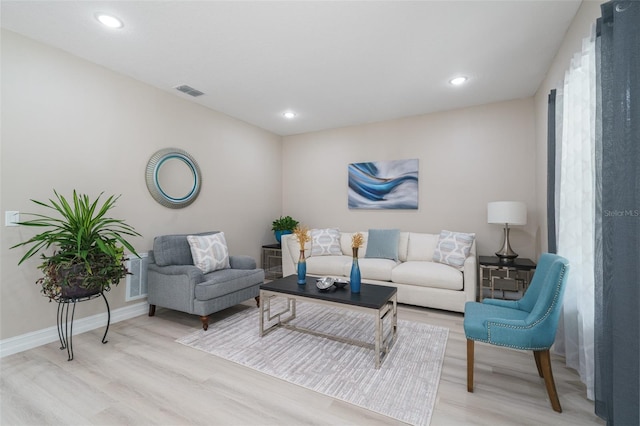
[449,76,468,86]
[283,111,297,119]
[95,13,124,29]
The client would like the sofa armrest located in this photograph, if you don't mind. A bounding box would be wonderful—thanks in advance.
[462,241,478,303]
[229,255,257,270]
[282,234,296,277]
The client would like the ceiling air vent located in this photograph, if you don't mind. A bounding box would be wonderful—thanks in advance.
[174,84,204,97]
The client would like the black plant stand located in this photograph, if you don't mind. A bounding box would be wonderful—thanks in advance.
[56,291,111,361]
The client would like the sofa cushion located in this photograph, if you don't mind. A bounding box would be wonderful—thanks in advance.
[365,229,400,261]
[407,233,439,261]
[398,232,410,262]
[187,232,230,273]
[433,230,476,270]
[153,231,219,266]
[307,255,351,276]
[310,228,342,256]
[195,268,263,301]
[344,258,397,282]
[392,261,463,290]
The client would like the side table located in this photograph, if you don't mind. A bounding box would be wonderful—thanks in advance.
[479,256,536,301]
[261,244,283,280]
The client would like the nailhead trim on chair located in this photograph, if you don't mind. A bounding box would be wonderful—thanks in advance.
[476,264,568,351]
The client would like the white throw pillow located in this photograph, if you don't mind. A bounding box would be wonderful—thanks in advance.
[432,230,475,270]
[187,232,230,273]
[310,228,342,256]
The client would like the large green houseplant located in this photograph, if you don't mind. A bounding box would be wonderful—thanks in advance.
[11,190,141,301]
[271,215,299,243]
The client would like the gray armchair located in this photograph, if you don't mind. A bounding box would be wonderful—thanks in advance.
[147,231,263,330]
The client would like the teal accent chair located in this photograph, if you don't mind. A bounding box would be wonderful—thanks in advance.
[464,253,569,412]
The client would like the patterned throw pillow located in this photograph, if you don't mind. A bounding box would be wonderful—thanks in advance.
[432,230,475,270]
[310,228,342,256]
[187,232,230,273]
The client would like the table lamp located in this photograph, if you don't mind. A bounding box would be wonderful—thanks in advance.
[487,201,527,262]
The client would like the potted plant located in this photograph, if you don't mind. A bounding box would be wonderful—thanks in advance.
[11,190,141,301]
[271,215,299,243]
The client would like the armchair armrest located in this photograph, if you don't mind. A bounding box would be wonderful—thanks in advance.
[486,317,529,329]
[485,316,554,350]
[147,263,205,283]
[147,263,206,314]
[483,298,520,309]
[229,255,257,270]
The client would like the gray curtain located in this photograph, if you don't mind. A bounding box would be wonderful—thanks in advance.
[546,89,557,254]
[594,1,640,425]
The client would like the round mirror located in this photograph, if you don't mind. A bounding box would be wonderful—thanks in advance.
[145,148,201,208]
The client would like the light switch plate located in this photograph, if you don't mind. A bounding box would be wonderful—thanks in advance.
[5,211,19,226]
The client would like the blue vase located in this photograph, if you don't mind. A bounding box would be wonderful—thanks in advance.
[350,248,361,293]
[297,250,306,285]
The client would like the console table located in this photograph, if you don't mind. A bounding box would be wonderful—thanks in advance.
[261,244,283,280]
[57,292,111,361]
[479,256,536,301]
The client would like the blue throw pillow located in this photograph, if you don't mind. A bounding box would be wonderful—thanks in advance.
[365,229,400,261]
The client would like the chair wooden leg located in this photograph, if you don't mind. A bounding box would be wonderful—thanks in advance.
[200,315,209,331]
[533,351,544,377]
[148,304,156,317]
[467,339,474,392]
[536,349,562,413]
[255,296,260,307]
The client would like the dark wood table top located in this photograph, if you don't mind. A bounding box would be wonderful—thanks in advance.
[261,274,397,310]
[479,256,536,269]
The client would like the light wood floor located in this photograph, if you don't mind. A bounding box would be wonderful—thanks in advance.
[1,301,604,426]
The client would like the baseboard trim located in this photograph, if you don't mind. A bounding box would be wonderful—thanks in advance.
[0,301,149,358]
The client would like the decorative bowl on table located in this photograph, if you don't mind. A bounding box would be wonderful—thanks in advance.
[316,277,335,291]
[333,279,348,289]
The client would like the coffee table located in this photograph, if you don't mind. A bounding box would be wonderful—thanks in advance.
[259,274,398,368]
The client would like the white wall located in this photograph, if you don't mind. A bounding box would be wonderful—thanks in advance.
[1,1,604,342]
[0,30,282,340]
[533,0,604,254]
[282,97,537,259]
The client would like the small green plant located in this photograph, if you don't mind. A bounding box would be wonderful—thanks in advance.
[11,190,141,301]
[271,215,299,232]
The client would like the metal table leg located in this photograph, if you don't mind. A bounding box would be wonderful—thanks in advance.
[56,292,111,361]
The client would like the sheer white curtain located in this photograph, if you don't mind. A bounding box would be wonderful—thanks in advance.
[555,31,596,399]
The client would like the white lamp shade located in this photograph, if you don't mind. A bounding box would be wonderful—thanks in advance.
[487,201,527,225]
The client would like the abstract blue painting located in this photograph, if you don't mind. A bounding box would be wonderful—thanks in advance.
[348,159,419,209]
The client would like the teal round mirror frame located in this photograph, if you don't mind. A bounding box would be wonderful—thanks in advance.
[145,148,201,209]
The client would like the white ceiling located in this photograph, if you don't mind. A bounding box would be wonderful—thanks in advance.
[1,1,581,136]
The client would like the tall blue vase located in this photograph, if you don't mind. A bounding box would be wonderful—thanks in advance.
[350,248,361,293]
[297,250,306,285]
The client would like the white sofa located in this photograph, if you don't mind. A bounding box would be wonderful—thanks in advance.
[281,231,477,313]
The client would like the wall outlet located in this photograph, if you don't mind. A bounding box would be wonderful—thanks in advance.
[5,211,19,226]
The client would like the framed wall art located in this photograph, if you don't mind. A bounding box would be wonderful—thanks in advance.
[348,158,418,209]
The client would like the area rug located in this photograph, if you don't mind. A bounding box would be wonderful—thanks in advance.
[177,300,448,426]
